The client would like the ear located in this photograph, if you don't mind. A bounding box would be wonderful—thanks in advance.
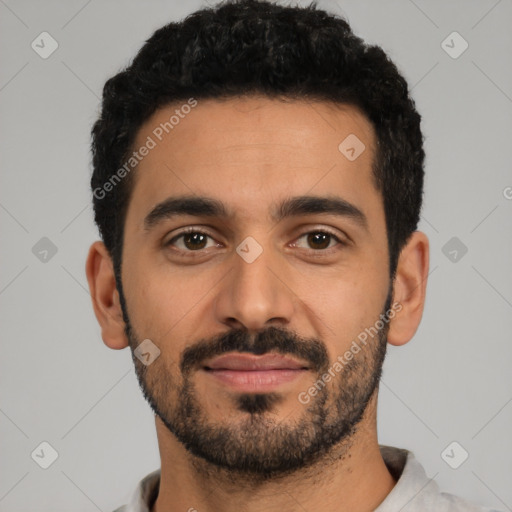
[387,231,429,346]
[85,241,129,350]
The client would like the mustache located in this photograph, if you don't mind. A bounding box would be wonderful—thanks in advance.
[180,325,329,376]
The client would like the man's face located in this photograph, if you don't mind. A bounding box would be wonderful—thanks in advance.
[120,96,391,476]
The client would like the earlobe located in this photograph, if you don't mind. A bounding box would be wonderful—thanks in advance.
[387,231,429,347]
[85,241,129,350]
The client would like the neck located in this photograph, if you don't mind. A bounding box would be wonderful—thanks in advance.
[151,393,395,512]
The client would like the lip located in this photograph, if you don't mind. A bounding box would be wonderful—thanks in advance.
[202,353,309,392]
[204,353,309,371]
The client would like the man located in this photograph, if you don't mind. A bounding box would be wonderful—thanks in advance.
[85,1,499,510]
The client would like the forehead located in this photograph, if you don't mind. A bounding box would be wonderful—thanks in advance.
[126,96,380,228]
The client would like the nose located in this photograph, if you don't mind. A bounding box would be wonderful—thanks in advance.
[213,239,296,332]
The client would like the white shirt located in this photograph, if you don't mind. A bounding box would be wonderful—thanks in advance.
[113,445,501,511]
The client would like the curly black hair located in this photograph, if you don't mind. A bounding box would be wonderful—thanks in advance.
[91,0,424,281]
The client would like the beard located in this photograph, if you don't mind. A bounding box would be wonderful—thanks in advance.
[119,285,391,480]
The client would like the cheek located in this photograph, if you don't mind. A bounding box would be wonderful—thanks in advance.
[129,281,186,338]
[298,264,389,357]
[122,256,220,342]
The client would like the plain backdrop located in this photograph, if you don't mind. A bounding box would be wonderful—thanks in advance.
[1,0,511,510]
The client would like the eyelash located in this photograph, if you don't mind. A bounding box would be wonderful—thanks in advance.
[165,227,345,255]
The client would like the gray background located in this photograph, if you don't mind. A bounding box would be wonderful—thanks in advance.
[1,0,511,510]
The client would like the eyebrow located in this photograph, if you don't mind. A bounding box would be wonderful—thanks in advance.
[144,194,368,231]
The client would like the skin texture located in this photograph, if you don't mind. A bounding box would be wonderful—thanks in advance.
[86,96,429,512]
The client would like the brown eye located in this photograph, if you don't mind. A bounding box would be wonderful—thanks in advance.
[294,230,343,251]
[167,231,216,251]
[307,232,332,250]
[182,232,208,250]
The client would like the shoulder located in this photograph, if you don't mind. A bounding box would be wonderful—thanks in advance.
[111,468,161,512]
[377,445,503,512]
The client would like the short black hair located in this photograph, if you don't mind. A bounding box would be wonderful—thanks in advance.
[91,0,424,281]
